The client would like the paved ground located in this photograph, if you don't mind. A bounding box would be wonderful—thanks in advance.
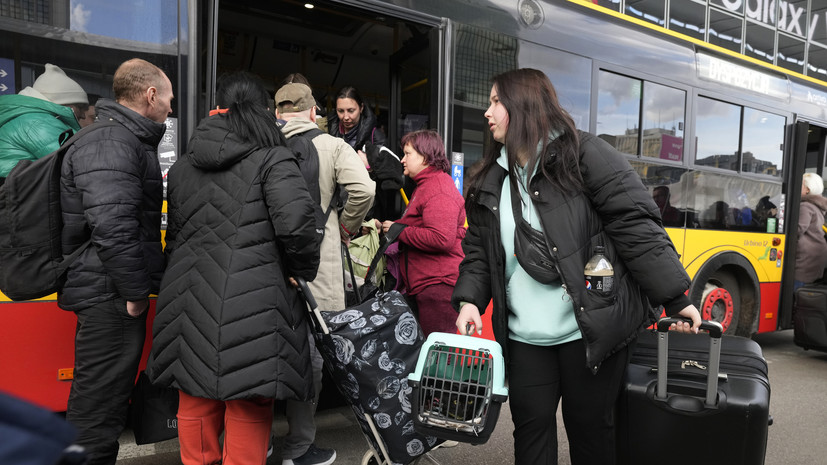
[116,329,827,465]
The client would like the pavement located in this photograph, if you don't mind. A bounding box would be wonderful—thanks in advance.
[116,398,574,465]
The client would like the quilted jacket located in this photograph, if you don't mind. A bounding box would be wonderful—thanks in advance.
[146,113,320,401]
[0,93,81,177]
[452,132,691,373]
[59,99,166,311]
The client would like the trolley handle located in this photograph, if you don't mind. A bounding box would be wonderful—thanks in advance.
[295,277,330,335]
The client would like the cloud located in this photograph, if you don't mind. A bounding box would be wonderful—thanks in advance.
[71,3,91,32]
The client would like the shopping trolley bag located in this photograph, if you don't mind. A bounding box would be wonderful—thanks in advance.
[408,332,508,445]
[296,279,442,465]
[617,317,770,465]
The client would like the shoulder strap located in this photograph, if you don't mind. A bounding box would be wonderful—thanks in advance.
[297,127,340,220]
[363,222,406,285]
[53,121,121,269]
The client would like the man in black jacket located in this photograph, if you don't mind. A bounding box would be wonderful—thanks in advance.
[59,58,173,465]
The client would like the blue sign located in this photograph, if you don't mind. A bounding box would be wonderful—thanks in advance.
[452,163,464,193]
[0,58,14,95]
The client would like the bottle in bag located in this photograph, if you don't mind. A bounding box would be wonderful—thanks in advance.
[584,245,613,293]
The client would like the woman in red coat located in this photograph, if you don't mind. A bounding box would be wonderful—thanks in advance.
[379,130,466,335]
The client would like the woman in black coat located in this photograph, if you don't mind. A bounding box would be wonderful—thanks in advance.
[452,68,702,465]
[146,72,320,465]
[328,85,404,220]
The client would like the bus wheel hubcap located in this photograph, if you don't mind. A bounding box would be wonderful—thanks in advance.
[701,288,734,330]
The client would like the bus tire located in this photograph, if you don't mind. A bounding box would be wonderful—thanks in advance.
[689,252,760,336]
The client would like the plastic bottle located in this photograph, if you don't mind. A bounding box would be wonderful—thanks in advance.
[584,245,613,293]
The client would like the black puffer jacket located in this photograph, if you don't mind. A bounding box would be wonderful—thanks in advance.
[59,99,166,311]
[452,132,691,373]
[146,114,320,401]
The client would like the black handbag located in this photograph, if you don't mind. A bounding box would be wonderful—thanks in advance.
[128,371,178,445]
[509,183,559,284]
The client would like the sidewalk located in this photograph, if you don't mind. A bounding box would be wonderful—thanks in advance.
[116,400,575,465]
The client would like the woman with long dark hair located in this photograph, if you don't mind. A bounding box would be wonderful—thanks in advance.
[146,72,320,465]
[452,68,701,464]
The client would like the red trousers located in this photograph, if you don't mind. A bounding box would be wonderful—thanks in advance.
[177,391,274,465]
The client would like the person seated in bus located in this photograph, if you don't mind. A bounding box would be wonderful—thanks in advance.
[652,185,683,226]
[795,173,827,290]
[753,195,777,230]
[0,63,88,178]
[328,85,404,221]
[700,200,735,229]
[146,71,320,465]
[452,68,702,465]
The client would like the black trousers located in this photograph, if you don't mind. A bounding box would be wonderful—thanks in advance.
[66,297,146,465]
[507,338,628,465]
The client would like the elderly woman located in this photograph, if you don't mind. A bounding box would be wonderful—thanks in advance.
[378,129,466,336]
[795,172,827,290]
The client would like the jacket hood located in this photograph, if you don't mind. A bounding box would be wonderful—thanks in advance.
[280,118,319,139]
[0,93,80,130]
[802,193,827,213]
[95,98,166,147]
[185,113,260,170]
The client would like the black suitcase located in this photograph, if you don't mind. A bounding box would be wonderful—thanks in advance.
[296,278,442,465]
[617,318,770,465]
[793,284,827,351]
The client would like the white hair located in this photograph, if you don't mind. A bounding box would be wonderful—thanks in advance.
[803,172,825,196]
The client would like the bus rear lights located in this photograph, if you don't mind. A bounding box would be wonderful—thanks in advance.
[776,250,782,259]
[57,368,74,381]
[772,237,781,246]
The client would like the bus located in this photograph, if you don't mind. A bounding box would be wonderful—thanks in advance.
[1,0,826,411]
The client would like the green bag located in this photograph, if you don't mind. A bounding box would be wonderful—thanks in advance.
[344,221,386,296]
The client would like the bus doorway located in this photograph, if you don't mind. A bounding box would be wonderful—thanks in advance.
[212,0,443,154]
[779,121,827,329]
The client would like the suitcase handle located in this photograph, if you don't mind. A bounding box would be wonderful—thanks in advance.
[295,277,330,335]
[655,317,723,407]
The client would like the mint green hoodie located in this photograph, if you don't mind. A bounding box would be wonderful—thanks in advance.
[497,149,581,346]
[0,94,80,177]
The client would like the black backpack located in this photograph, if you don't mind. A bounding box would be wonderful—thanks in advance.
[286,127,341,237]
[0,121,116,301]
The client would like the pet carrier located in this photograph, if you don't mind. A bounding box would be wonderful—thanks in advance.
[408,332,508,444]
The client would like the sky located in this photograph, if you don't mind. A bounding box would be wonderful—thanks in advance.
[69,0,179,45]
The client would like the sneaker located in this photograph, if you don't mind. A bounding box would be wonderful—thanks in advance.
[281,444,336,465]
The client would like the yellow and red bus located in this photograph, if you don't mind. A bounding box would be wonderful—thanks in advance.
[2,0,826,411]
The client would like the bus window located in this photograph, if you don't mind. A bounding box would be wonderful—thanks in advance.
[741,108,785,177]
[597,70,641,155]
[695,97,741,171]
[686,171,781,232]
[519,41,591,130]
[642,81,685,162]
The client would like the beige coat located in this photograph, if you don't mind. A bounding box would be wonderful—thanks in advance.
[282,118,375,310]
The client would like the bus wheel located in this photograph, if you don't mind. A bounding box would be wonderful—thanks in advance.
[700,271,741,334]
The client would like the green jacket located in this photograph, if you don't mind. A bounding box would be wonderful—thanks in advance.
[0,94,81,177]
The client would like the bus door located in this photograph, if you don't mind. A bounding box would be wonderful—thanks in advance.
[779,121,827,329]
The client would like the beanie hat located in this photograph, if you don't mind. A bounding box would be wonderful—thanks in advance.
[275,83,314,114]
[803,172,825,196]
[32,64,88,105]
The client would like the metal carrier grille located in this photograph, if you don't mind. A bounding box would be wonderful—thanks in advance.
[415,344,495,436]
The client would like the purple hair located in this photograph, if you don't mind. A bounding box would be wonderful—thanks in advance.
[400,129,450,173]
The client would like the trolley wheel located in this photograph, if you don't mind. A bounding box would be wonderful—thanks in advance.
[361,449,382,465]
[699,270,741,334]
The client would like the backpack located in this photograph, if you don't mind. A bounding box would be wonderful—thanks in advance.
[0,121,116,301]
[286,127,341,237]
